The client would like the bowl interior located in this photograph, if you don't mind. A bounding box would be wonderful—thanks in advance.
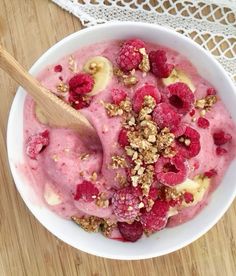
[7,22,236,260]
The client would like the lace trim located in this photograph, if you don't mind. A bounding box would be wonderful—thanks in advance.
[52,0,236,82]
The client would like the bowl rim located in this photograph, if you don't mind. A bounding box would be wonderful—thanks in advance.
[6,21,236,260]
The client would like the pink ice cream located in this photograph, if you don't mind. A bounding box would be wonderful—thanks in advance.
[23,39,236,241]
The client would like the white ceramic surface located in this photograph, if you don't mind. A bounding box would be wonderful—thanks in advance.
[7,22,236,260]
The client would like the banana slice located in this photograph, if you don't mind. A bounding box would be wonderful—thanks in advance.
[35,104,48,125]
[174,175,210,207]
[168,207,178,218]
[83,56,113,96]
[162,68,196,92]
[44,183,62,206]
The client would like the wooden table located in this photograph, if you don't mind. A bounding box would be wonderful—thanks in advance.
[0,1,235,275]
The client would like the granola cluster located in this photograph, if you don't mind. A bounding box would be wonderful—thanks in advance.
[105,94,176,195]
[71,216,116,237]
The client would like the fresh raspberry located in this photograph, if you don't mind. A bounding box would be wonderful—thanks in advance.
[176,126,201,159]
[213,131,232,146]
[111,88,127,105]
[204,169,217,178]
[26,130,49,159]
[197,117,210,129]
[167,82,195,115]
[117,39,145,71]
[152,102,181,132]
[133,84,161,113]
[54,64,62,72]
[173,124,186,137]
[216,146,227,156]
[183,192,194,204]
[112,187,140,222]
[148,187,159,201]
[169,197,183,207]
[149,50,174,78]
[140,200,169,233]
[68,92,91,110]
[189,109,195,117]
[155,156,188,186]
[117,221,143,242]
[74,180,99,202]
[68,73,94,95]
[118,128,129,148]
[207,87,216,96]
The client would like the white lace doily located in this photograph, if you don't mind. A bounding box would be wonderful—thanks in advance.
[52,0,236,83]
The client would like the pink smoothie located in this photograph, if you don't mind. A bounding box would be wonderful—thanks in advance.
[23,39,236,240]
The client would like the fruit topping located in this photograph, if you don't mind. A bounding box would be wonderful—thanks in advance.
[117,220,143,242]
[117,39,145,71]
[204,169,217,178]
[155,156,188,186]
[216,147,227,155]
[133,84,161,112]
[69,73,94,95]
[74,180,99,202]
[54,64,62,72]
[152,102,181,132]
[26,130,49,159]
[213,130,232,146]
[111,88,127,105]
[167,82,194,115]
[83,56,113,95]
[149,50,174,78]
[140,200,169,233]
[118,128,129,148]
[197,117,210,129]
[176,126,201,159]
[162,68,195,92]
[112,187,140,222]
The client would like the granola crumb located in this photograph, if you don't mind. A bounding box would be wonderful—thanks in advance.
[71,216,103,232]
[111,155,127,169]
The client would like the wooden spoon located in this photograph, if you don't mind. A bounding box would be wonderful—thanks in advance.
[0,45,98,143]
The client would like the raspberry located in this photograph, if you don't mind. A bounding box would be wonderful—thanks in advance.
[111,88,127,105]
[167,82,195,115]
[68,73,94,95]
[155,156,188,186]
[189,109,195,117]
[133,84,161,113]
[152,102,181,132]
[169,197,183,207]
[197,117,210,129]
[74,181,99,202]
[117,221,143,242]
[204,169,217,178]
[207,87,216,96]
[54,65,62,72]
[140,200,169,233]
[183,192,194,203]
[112,187,140,222]
[176,126,201,159]
[118,128,129,147]
[149,50,174,78]
[148,187,159,201]
[68,92,91,110]
[173,124,186,137]
[117,39,145,71]
[213,131,232,146]
[216,146,227,155]
[26,130,49,159]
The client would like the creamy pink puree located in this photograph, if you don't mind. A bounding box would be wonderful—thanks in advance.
[23,40,236,237]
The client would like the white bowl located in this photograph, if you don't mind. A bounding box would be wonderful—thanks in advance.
[7,22,236,260]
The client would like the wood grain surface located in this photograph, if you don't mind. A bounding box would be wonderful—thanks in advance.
[0,1,235,275]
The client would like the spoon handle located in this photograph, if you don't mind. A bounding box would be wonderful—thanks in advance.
[0,45,98,142]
